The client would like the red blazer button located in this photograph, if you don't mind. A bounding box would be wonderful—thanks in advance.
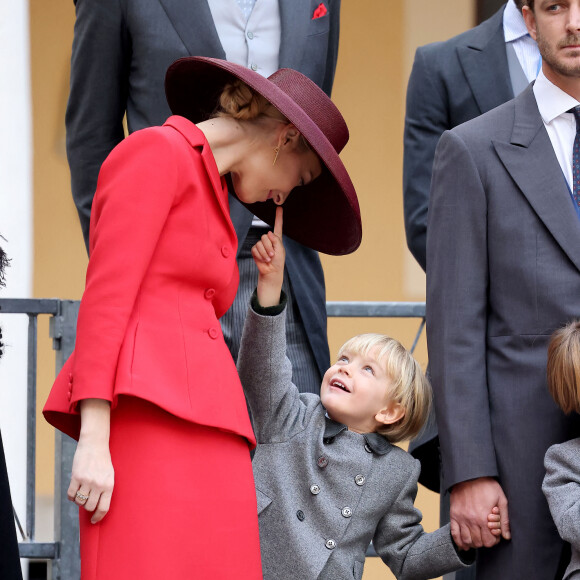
[221,245,231,258]
[204,288,216,300]
[208,328,219,339]
[67,390,72,400]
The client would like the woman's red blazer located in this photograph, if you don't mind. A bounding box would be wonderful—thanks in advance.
[44,116,255,446]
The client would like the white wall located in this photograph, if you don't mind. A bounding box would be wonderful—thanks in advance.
[0,0,33,576]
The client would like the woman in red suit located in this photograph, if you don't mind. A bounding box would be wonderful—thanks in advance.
[44,57,361,579]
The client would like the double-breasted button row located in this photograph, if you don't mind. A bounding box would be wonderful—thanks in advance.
[310,484,321,495]
[355,474,366,486]
[325,539,336,550]
[67,373,73,400]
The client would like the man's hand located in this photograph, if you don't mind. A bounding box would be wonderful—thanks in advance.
[252,206,285,307]
[450,477,510,550]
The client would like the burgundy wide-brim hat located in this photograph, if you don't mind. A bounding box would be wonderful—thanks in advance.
[165,56,361,256]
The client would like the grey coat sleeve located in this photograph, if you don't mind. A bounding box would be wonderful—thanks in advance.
[426,130,498,492]
[373,456,473,579]
[66,0,130,251]
[237,304,315,443]
[403,45,448,272]
[543,440,580,549]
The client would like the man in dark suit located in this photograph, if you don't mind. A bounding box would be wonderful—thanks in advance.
[65,0,340,393]
[402,4,539,518]
[427,0,580,577]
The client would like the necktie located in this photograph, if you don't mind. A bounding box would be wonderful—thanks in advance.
[572,106,580,213]
[236,0,257,22]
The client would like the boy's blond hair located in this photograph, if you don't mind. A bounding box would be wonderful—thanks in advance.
[547,320,580,415]
[338,333,432,443]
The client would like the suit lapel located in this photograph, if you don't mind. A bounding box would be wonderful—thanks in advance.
[157,0,225,59]
[493,87,580,274]
[457,7,514,115]
[279,0,311,69]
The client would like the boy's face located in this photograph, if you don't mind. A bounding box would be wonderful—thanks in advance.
[320,347,404,434]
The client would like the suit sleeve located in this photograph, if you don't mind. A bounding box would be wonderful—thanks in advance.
[320,0,340,97]
[543,441,580,550]
[237,304,314,443]
[373,457,473,579]
[70,128,180,407]
[403,46,449,271]
[426,129,497,492]
[66,0,130,251]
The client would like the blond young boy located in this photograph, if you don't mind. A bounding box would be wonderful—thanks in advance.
[542,320,580,580]
[237,207,477,580]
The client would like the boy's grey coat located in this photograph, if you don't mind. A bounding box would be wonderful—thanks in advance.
[238,306,472,580]
[427,84,580,578]
[544,439,580,580]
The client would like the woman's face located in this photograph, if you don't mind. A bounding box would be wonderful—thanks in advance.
[230,124,322,206]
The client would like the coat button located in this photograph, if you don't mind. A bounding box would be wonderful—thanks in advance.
[341,507,353,518]
[68,373,73,380]
[317,456,328,468]
[67,389,72,400]
[364,444,372,453]
[325,539,336,550]
[221,245,231,257]
[296,510,305,521]
[247,31,254,39]
[310,484,321,495]
[250,63,258,71]
[204,288,215,300]
[355,474,366,486]
[208,328,219,339]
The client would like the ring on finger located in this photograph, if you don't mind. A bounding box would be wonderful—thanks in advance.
[75,491,89,502]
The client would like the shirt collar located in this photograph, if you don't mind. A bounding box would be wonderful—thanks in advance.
[323,415,392,455]
[503,0,529,43]
[534,70,580,124]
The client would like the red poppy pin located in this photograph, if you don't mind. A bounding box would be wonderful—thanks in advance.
[312,3,327,19]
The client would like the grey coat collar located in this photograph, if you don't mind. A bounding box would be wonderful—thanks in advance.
[323,416,393,455]
[492,84,580,274]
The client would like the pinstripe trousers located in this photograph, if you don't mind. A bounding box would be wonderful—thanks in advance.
[220,228,321,394]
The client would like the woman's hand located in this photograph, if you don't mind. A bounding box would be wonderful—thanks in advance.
[252,206,285,307]
[67,399,115,524]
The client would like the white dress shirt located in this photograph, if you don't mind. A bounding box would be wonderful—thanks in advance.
[533,70,580,191]
[504,0,541,82]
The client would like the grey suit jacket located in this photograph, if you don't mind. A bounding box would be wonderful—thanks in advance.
[65,0,338,379]
[238,303,473,580]
[427,85,580,578]
[403,5,512,273]
[544,439,580,580]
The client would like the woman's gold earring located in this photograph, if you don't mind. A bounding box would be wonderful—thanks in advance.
[272,146,280,166]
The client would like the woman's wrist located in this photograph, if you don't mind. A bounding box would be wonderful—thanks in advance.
[79,399,111,443]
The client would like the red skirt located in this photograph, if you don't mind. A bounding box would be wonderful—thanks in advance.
[79,396,262,579]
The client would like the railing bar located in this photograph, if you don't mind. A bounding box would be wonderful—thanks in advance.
[26,314,38,541]
[0,298,59,315]
[410,318,426,355]
[326,301,425,318]
[18,542,58,559]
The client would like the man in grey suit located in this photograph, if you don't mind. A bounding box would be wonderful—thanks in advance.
[427,0,580,577]
[65,0,339,393]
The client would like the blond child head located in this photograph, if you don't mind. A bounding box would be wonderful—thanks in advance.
[321,333,432,444]
[547,320,580,415]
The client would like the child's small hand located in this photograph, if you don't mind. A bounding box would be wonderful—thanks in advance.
[252,206,285,307]
[487,506,502,537]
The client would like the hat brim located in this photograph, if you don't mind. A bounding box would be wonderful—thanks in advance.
[165,57,361,256]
